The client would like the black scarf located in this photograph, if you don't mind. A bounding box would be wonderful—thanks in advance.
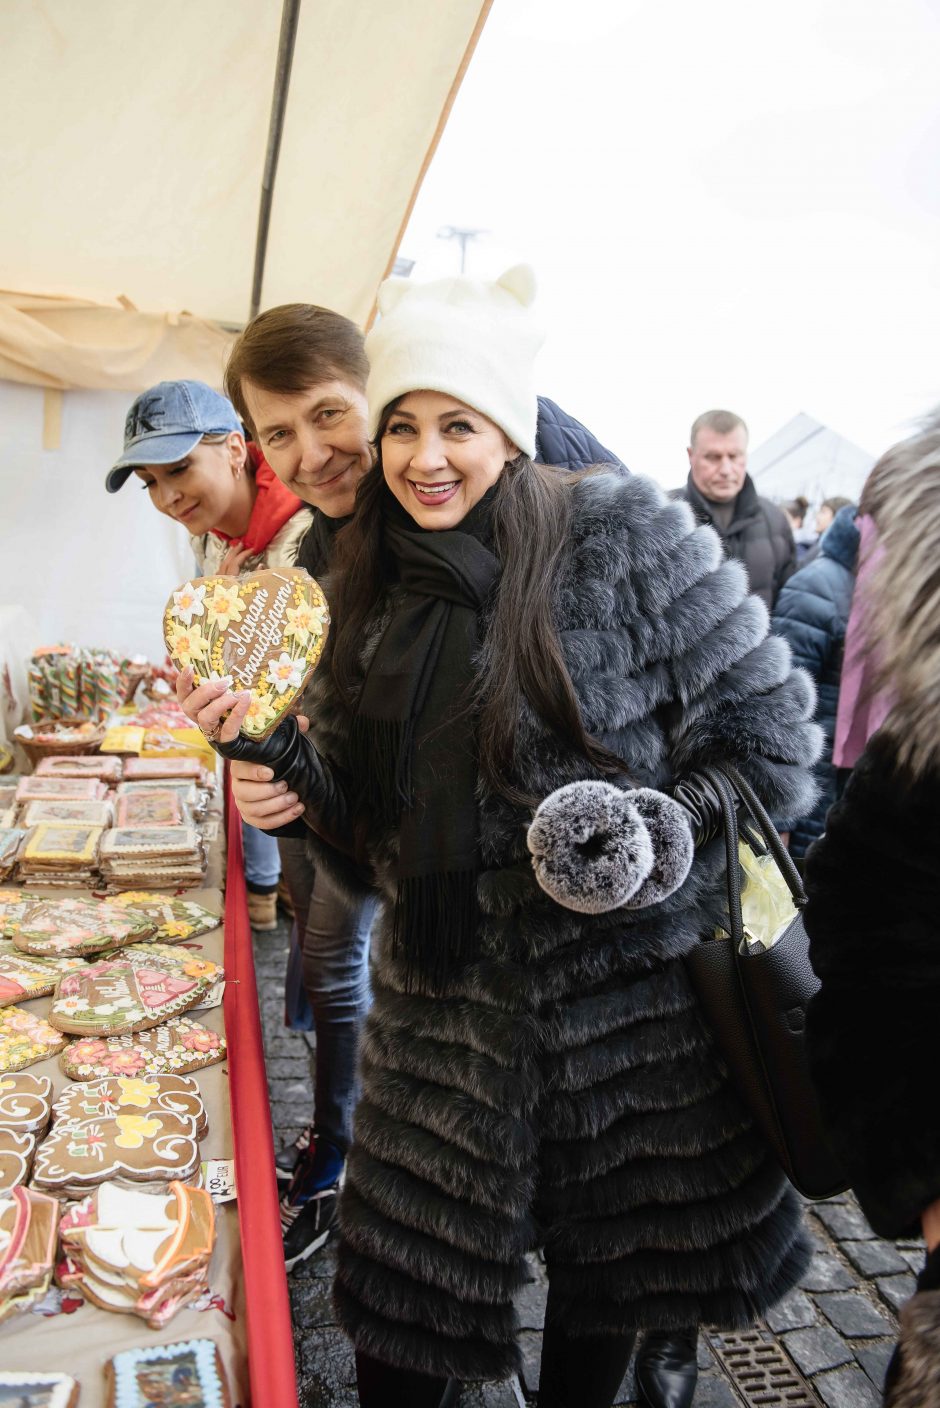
[349,490,500,993]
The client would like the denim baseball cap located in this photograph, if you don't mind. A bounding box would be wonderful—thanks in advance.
[106,380,243,492]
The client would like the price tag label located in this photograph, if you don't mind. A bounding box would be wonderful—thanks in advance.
[201,1158,237,1203]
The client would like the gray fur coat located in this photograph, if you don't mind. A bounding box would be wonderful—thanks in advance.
[301,470,821,1381]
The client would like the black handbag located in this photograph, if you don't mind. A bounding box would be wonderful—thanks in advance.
[684,762,849,1200]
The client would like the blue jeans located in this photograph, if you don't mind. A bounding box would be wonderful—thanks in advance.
[241,821,281,891]
[277,838,376,1152]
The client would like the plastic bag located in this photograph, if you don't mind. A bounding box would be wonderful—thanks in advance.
[739,841,798,949]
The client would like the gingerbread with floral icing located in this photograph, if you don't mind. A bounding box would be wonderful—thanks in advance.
[49,954,217,1036]
[60,1015,226,1080]
[163,567,329,738]
[0,1006,67,1073]
[12,896,155,956]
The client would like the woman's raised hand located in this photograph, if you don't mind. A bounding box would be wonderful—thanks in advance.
[175,664,250,746]
[217,542,254,576]
[229,751,307,829]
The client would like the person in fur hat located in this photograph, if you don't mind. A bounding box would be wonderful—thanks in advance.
[803,412,940,1408]
[182,267,820,1408]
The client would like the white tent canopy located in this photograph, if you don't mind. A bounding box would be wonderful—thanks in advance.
[0,0,491,692]
[1,0,491,343]
[749,413,875,510]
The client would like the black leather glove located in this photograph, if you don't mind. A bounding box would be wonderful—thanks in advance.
[671,771,724,846]
[215,716,353,855]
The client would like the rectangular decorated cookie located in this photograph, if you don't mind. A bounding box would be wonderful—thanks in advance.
[0,1372,78,1407]
[15,777,105,802]
[123,756,203,781]
[35,753,122,780]
[101,826,201,858]
[20,799,114,828]
[106,1338,229,1408]
[22,823,104,865]
[115,789,185,830]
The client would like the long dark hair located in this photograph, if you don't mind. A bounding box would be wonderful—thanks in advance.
[328,427,626,805]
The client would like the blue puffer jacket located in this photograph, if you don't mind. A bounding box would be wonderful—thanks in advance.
[535,396,625,471]
[771,504,860,855]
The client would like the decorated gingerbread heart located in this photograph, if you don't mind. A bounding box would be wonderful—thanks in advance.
[60,1016,226,1081]
[162,567,329,738]
[49,957,215,1036]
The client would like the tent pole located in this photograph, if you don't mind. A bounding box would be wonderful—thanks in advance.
[249,0,302,321]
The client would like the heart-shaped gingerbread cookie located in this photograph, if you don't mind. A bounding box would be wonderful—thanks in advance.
[48,958,214,1036]
[163,567,329,739]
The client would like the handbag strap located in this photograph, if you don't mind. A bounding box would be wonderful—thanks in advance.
[696,764,807,953]
[713,763,807,908]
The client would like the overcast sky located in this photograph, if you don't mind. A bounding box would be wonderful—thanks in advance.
[400,0,940,485]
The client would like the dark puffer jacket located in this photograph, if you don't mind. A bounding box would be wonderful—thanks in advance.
[288,471,819,1382]
[534,395,624,470]
[771,505,859,855]
[673,473,796,609]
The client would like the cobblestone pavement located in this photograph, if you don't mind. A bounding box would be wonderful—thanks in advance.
[254,918,915,1407]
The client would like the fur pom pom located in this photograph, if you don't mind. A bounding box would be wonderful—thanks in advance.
[526,781,654,913]
[623,789,695,907]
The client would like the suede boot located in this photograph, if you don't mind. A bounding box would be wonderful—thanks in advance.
[635,1328,699,1408]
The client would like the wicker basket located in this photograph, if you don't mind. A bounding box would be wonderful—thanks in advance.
[16,716,107,768]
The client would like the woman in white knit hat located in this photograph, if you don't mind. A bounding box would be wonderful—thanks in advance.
[189,267,819,1408]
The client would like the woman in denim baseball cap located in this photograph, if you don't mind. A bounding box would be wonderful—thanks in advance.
[109,378,312,927]
[107,378,312,580]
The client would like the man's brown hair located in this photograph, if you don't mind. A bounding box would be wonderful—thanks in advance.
[689,408,748,446]
[224,303,369,433]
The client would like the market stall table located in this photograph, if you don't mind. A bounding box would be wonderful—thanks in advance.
[0,778,297,1407]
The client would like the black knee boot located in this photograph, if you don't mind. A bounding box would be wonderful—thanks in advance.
[537,1321,637,1408]
[355,1350,458,1408]
[634,1327,699,1408]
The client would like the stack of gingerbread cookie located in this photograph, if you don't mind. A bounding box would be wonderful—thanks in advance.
[0,828,25,881]
[33,1072,208,1198]
[99,825,206,889]
[6,896,156,959]
[16,822,105,886]
[58,1179,216,1328]
[34,754,123,784]
[0,1072,52,1192]
[0,1183,60,1322]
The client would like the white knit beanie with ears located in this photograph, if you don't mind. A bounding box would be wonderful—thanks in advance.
[365,265,543,458]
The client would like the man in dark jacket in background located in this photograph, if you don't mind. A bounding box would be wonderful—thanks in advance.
[673,409,795,608]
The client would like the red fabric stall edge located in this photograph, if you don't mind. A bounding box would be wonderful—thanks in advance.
[224,773,299,1407]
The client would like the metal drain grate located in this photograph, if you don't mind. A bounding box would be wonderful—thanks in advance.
[708,1329,822,1406]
